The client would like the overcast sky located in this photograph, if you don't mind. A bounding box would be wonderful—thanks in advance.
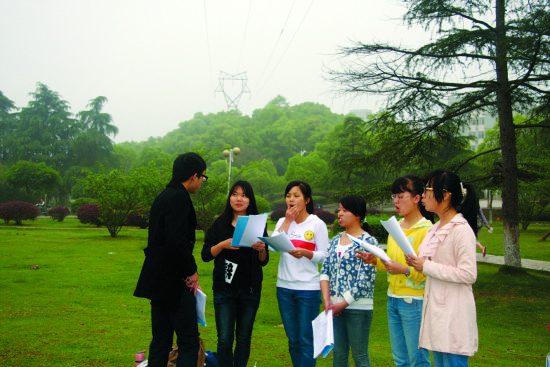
[0,0,429,143]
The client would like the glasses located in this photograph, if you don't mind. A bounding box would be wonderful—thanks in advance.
[391,194,411,201]
[199,174,208,182]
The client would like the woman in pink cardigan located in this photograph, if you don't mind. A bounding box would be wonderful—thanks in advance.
[407,169,479,367]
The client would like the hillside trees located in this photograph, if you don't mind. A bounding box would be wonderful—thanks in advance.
[330,0,550,267]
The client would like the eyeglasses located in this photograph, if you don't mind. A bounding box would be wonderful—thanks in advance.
[391,194,411,201]
[199,174,208,182]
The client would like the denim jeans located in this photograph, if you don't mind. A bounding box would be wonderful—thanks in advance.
[277,287,321,367]
[332,308,373,367]
[432,351,468,367]
[387,297,431,367]
[148,290,199,367]
[214,288,261,367]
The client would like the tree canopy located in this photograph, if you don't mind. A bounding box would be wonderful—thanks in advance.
[329,0,550,267]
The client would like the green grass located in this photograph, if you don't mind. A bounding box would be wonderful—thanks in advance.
[1,220,549,366]
[476,220,550,261]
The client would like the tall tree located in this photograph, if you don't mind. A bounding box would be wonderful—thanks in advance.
[77,96,118,138]
[12,83,77,172]
[0,91,18,161]
[330,0,550,267]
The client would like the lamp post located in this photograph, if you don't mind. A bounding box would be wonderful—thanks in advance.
[222,147,240,195]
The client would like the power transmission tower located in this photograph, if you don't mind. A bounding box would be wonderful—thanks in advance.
[215,71,250,110]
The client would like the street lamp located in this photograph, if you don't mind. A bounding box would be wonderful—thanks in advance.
[222,147,240,195]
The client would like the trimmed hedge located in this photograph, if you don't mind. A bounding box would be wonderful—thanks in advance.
[0,201,40,225]
[47,206,70,222]
[70,198,97,214]
[77,204,101,226]
[313,208,336,225]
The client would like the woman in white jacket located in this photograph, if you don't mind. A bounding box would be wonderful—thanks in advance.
[407,169,479,367]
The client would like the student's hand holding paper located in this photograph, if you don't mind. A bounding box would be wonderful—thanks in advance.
[406,253,425,273]
[289,247,312,260]
[251,240,266,253]
[383,260,410,275]
[355,250,377,265]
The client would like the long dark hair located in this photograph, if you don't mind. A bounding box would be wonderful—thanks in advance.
[391,174,434,223]
[424,169,480,233]
[219,180,259,226]
[284,180,314,214]
[339,194,373,235]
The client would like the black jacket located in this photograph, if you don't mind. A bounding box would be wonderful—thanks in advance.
[201,216,269,293]
[134,182,197,308]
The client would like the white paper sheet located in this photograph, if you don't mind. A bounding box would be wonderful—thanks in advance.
[258,232,296,252]
[380,216,417,256]
[346,234,392,262]
[195,289,207,327]
[231,213,268,247]
[312,309,334,359]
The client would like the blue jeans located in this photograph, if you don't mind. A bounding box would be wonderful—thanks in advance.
[387,297,431,367]
[148,290,199,367]
[432,351,468,367]
[214,288,261,367]
[277,287,321,367]
[332,308,373,367]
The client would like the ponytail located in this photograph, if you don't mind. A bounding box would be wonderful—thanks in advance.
[459,182,480,234]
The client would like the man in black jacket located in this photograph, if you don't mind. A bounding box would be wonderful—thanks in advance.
[134,152,207,367]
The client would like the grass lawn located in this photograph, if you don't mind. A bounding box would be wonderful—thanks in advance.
[0,218,549,366]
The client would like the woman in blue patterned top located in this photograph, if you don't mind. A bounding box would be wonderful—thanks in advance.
[320,194,379,367]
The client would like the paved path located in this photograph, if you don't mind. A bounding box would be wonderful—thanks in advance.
[476,253,550,272]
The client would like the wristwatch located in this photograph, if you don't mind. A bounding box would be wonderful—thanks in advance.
[405,267,411,277]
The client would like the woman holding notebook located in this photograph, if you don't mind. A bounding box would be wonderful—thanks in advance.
[275,180,329,367]
[201,180,269,367]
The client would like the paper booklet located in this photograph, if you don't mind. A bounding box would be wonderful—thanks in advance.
[196,289,207,327]
[258,232,296,252]
[231,213,268,247]
[380,216,417,256]
[346,234,392,263]
[312,309,334,359]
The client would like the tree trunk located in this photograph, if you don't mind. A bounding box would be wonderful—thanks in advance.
[541,230,550,241]
[495,0,521,267]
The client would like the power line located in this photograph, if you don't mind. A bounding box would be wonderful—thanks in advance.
[255,0,315,96]
[237,0,253,72]
[253,0,298,93]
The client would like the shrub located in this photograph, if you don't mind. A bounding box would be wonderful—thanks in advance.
[270,201,287,211]
[0,201,40,225]
[270,208,286,222]
[330,215,390,244]
[314,208,336,225]
[70,198,97,214]
[47,206,70,222]
[77,204,101,226]
[366,207,381,216]
[256,196,271,215]
[126,209,149,229]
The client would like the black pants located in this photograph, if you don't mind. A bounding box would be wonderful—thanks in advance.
[148,290,200,367]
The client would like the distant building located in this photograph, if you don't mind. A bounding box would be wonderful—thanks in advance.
[348,109,373,121]
[461,112,497,151]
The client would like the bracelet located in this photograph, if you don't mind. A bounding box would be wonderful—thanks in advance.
[405,267,411,277]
